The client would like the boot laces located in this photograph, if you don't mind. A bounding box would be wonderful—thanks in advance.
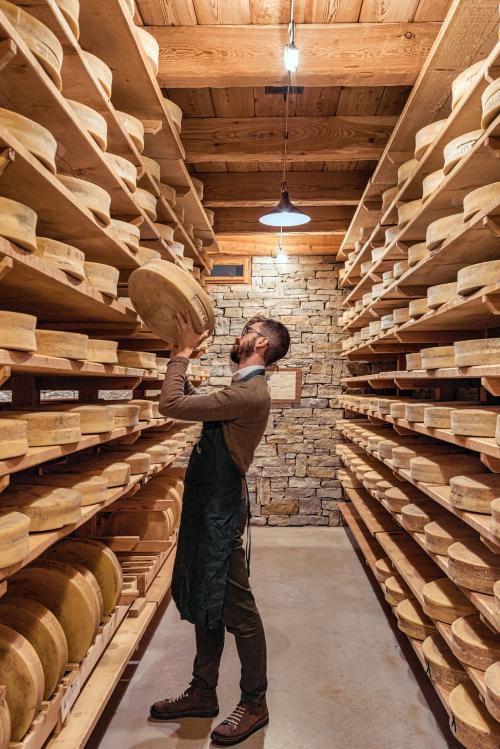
[170,689,189,704]
[224,703,246,728]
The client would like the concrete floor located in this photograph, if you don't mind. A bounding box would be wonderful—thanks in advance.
[88,527,461,749]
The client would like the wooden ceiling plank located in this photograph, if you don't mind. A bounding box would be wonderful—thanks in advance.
[192,0,251,23]
[182,115,397,162]
[414,0,453,22]
[336,86,384,115]
[216,233,343,254]
[253,87,297,117]
[226,162,258,172]
[258,161,287,171]
[291,161,324,171]
[199,170,369,206]
[191,162,228,172]
[151,22,441,87]
[359,0,420,22]
[210,87,256,116]
[375,85,411,115]
[135,0,197,24]
[163,88,215,117]
[214,205,355,234]
[249,0,363,23]
[293,86,342,116]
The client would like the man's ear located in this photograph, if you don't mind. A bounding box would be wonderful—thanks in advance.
[255,336,269,355]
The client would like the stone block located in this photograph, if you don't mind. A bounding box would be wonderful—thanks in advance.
[250,515,268,526]
[299,497,322,514]
[308,467,335,478]
[289,515,311,526]
[289,477,321,489]
[262,500,299,516]
[321,500,339,511]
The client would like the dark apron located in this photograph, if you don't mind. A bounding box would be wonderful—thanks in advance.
[172,369,264,630]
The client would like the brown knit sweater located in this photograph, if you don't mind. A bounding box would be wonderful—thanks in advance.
[159,356,271,474]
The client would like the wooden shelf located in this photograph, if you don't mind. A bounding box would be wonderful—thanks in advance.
[342,366,500,388]
[0,349,161,381]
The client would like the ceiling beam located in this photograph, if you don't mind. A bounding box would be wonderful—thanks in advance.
[149,23,441,88]
[198,171,370,207]
[214,206,354,235]
[183,116,397,163]
[216,234,343,256]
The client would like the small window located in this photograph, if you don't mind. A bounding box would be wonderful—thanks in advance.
[206,255,250,284]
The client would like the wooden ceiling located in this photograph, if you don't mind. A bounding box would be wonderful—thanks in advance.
[135,0,454,254]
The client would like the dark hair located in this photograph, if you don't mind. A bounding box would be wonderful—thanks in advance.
[246,315,290,366]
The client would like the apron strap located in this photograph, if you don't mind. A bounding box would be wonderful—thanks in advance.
[243,475,252,576]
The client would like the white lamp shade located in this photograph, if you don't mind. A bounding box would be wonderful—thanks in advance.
[259,190,311,227]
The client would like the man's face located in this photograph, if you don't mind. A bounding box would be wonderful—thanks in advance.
[230,322,265,364]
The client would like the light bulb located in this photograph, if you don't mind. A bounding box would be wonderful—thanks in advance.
[276,250,288,262]
[284,43,299,73]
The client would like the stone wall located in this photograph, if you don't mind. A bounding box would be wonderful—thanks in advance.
[201,254,347,527]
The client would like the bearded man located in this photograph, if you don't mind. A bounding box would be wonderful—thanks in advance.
[151,313,290,746]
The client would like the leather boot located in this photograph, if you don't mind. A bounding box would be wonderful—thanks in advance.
[210,700,269,745]
[150,685,219,720]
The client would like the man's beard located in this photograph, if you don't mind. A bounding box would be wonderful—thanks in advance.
[230,338,256,364]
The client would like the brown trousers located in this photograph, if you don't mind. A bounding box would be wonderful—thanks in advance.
[190,500,268,704]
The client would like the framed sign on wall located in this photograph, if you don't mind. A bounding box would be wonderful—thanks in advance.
[266,367,302,405]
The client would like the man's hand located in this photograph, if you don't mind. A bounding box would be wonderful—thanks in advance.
[172,311,210,358]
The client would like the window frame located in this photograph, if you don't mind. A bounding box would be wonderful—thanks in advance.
[206,255,251,285]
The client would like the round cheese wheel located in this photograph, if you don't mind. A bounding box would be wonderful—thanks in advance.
[452,60,484,110]
[67,99,107,150]
[422,633,468,689]
[482,77,500,129]
[443,130,482,175]
[401,500,443,532]
[389,401,413,419]
[116,110,144,153]
[380,314,394,331]
[409,453,485,485]
[450,682,500,749]
[422,169,445,203]
[404,402,438,423]
[109,219,140,253]
[191,177,204,201]
[397,158,418,186]
[4,410,81,446]
[129,259,215,344]
[0,691,9,749]
[0,0,63,89]
[448,540,500,594]
[422,579,475,624]
[408,297,428,318]
[0,485,80,530]
[0,511,30,567]
[451,615,500,670]
[116,351,156,371]
[450,474,500,514]
[405,352,422,370]
[363,469,394,490]
[87,338,118,364]
[46,539,122,619]
[415,119,447,160]
[105,152,137,192]
[108,403,140,427]
[153,223,175,245]
[427,281,457,309]
[104,508,174,541]
[423,405,455,429]
[135,187,157,221]
[66,405,115,434]
[81,50,112,98]
[451,407,500,437]
[384,575,413,606]
[0,597,67,700]
[136,246,161,266]
[0,419,29,460]
[382,185,398,212]
[392,444,453,470]
[84,261,119,297]
[0,108,57,173]
[159,183,176,208]
[392,259,408,278]
[369,320,381,337]
[101,450,151,475]
[59,175,111,225]
[20,471,108,507]
[164,98,182,134]
[135,26,159,75]
[0,310,37,352]
[454,338,500,367]
[35,329,88,361]
[420,345,455,369]
[55,0,79,38]
[485,662,500,722]
[491,498,500,537]
[407,243,429,269]
[0,621,44,741]
[337,469,361,489]
[141,155,161,183]
[34,236,85,280]
[463,182,500,223]
[71,458,131,488]
[9,560,101,662]
[374,557,392,582]
[458,259,500,296]
[426,213,463,250]
[424,516,476,555]
[0,197,37,252]
[397,199,421,227]
[145,444,172,463]
[396,598,436,640]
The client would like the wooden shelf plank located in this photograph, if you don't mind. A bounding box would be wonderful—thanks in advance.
[343,487,402,535]
[0,349,160,380]
[342,365,500,386]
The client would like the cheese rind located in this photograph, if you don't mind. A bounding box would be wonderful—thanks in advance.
[422,579,475,624]
[396,598,435,640]
[35,236,85,280]
[116,110,144,153]
[0,511,30,567]
[427,282,457,309]
[384,575,412,606]
[0,197,37,252]
[0,108,58,173]
[450,407,500,437]
[81,51,112,98]
[66,405,115,434]
[409,453,485,484]
[422,169,445,202]
[108,403,140,427]
[35,329,89,361]
[68,98,107,150]
[135,187,158,221]
[105,152,137,192]
[0,621,44,741]
[450,474,500,514]
[116,351,156,370]
[54,0,79,38]
[153,223,175,245]
[109,219,140,253]
[374,557,392,582]
[59,175,111,225]
[420,345,455,369]
[142,156,161,182]
[3,410,81,446]
[485,662,500,723]
[482,77,500,129]
[422,634,468,689]
[452,61,484,109]
[135,26,159,75]
[414,119,447,160]
[457,260,500,296]
[0,419,29,460]
[0,485,80,530]
[84,261,119,298]
[407,242,430,267]
[397,199,421,227]
[449,682,500,749]
[424,517,476,555]
[164,98,183,133]
[87,338,118,364]
[448,540,500,594]
[408,297,428,318]
[0,597,67,700]
[405,353,422,372]
[397,158,418,186]
[104,509,175,540]
[463,182,500,222]
[19,472,108,507]
[426,213,463,250]
[451,615,500,670]
[0,310,37,353]
[443,130,482,175]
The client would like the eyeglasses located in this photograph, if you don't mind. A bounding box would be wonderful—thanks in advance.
[241,325,268,339]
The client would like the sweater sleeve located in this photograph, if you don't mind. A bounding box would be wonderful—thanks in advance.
[159,357,252,422]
